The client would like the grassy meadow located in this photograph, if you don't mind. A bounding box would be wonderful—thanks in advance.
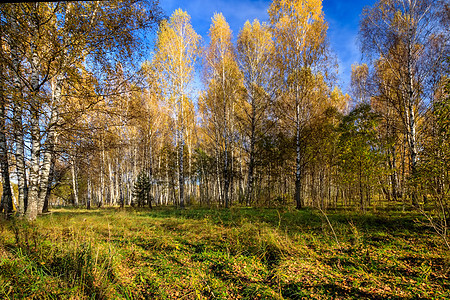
[0,207,449,299]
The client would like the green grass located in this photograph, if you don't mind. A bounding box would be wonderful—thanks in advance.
[0,206,449,299]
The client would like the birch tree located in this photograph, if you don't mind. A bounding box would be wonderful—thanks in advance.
[0,36,13,217]
[236,19,275,206]
[269,0,333,209]
[203,13,242,208]
[153,9,200,208]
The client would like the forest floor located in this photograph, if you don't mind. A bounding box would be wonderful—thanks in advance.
[0,206,449,299]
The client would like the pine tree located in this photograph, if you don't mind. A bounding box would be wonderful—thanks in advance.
[133,172,152,208]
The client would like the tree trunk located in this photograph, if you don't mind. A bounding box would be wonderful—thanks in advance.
[119,171,124,209]
[114,159,120,205]
[389,141,398,201]
[406,14,418,207]
[38,75,61,213]
[246,88,256,206]
[178,125,185,208]
[165,157,169,205]
[359,160,363,210]
[26,47,41,221]
[223,103,229,209]
[27,111,40,221]
[238,146,244,203]
[99,141,105,207]
[148,128,154,206]
[43,149,57,213]
[71,158,79,206]
[87,177,92,210]
[215,148,222,205]
[10,21,28,216]
[188,142,192,204]
[295,101,302,210]
[0,73,13,218]
[406,100,418,206]
[109,159,115,205]
[246,144,255,206]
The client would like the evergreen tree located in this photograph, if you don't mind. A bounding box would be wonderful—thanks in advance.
[133,172,152,208]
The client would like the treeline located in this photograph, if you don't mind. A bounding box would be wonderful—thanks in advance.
[0,0,449,221]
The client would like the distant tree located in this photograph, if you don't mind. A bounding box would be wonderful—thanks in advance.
[133,171,152,208]
[337,104,384,210]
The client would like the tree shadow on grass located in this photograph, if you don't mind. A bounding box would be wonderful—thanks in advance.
[45,206,433,238]
[282,282,411,300]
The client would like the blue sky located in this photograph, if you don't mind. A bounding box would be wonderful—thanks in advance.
[158,0,376,94]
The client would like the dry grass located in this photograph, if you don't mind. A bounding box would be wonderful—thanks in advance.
[0,207,449,299]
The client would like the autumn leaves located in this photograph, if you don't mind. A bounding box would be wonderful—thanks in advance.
[147,0,346,208]
[2,0,445,216]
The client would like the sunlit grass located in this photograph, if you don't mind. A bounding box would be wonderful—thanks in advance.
[0,207,449,299]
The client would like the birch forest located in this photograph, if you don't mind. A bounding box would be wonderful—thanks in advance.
[0,0,449,219]
[1,0,450,299]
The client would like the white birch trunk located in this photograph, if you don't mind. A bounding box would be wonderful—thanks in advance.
[26,46,41,221]
[38,75,61,213]
[178,102,185,208]
[100,140,105,207]
[71,158,79,206]
[10,19,28,216]
[109,159,115,205]
[294,87,302,210]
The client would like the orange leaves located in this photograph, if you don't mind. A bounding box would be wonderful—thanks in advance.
[269,0,329,79]
[154,9,201,98]
[203,13,243,112]
[153,8,200,129]
[237,19,274,71]
[269,0,326,42]
[204,13,240,83]
[208,13,233,55]
[269,0,337,117]
[269,0,324,24]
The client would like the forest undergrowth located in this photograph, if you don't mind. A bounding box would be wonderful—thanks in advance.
[0,207,449,299]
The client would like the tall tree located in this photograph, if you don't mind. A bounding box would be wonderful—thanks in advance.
[153,9,200,209]
[269,0,334,209]
[203,13,242,208]
[236,19,275,206]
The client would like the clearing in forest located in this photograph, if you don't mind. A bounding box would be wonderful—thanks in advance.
[0,207,449,299]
